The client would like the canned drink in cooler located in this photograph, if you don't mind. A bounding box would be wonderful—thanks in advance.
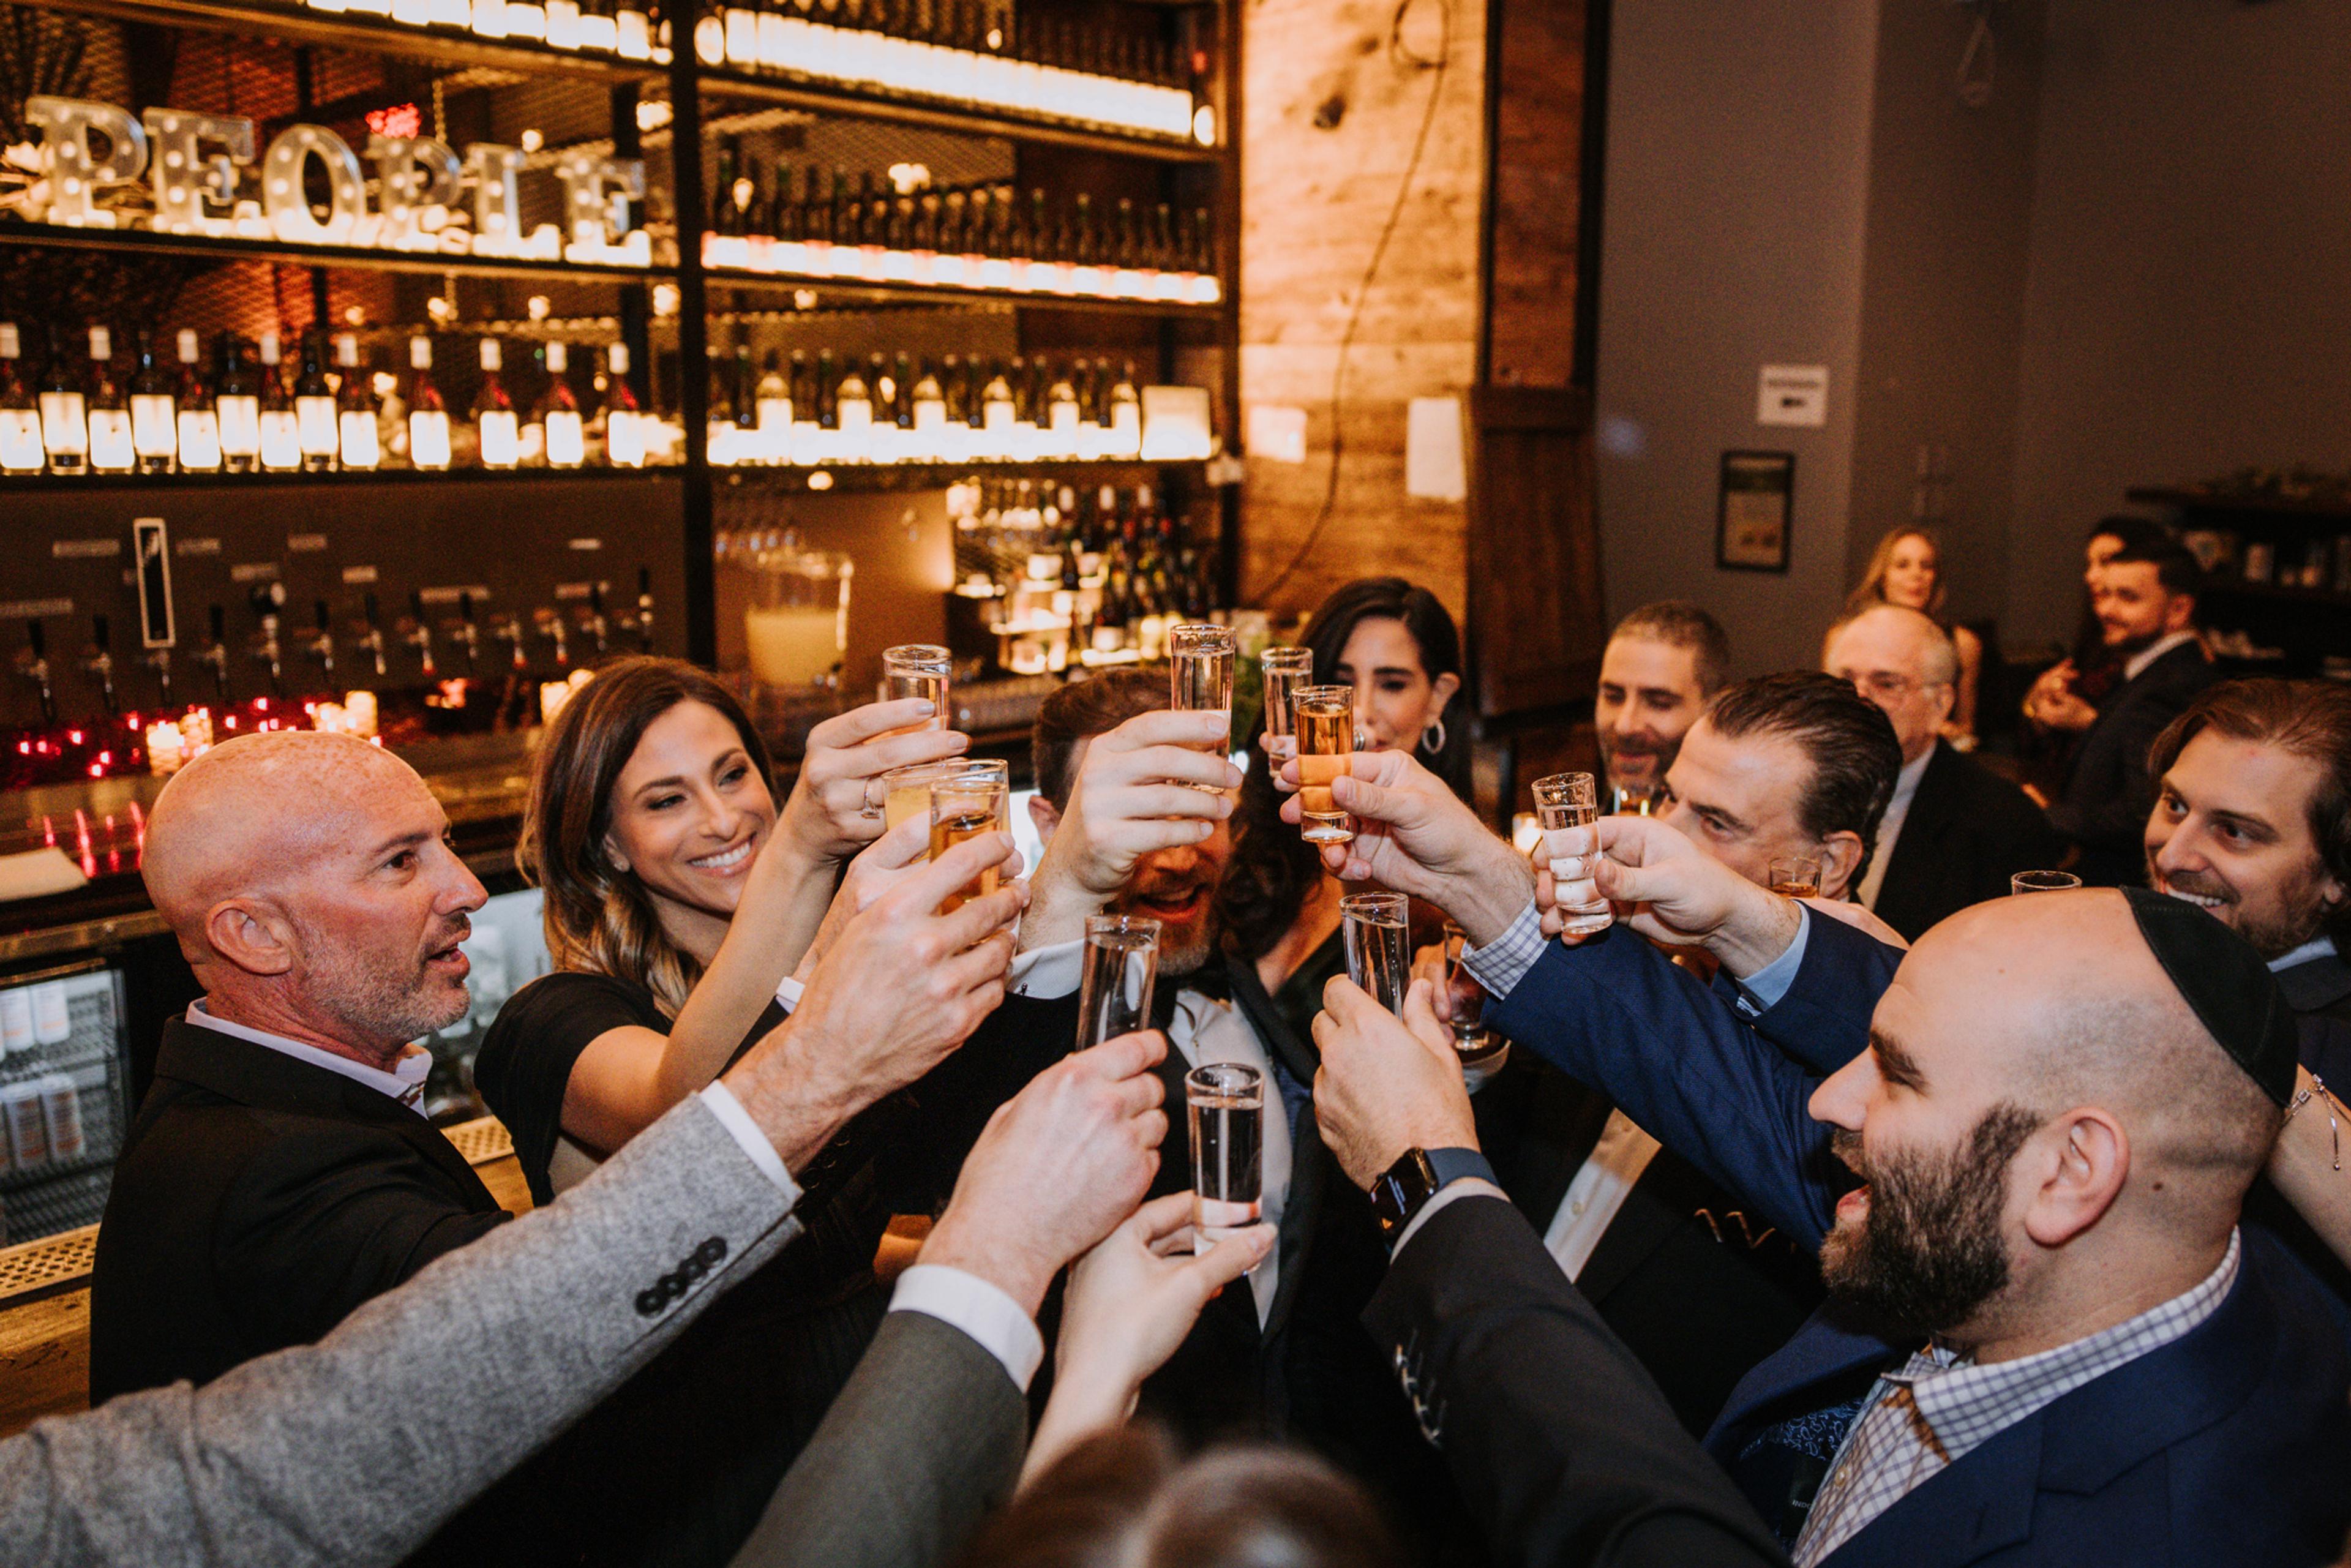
[42,1073,84,1162]
[31,981,71,1046]
[0,988,32,1056]
[4,1079,48,1172]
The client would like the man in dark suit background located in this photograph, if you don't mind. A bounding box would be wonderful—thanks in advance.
[1824,604,2064,939]
[2026,540,2216,885]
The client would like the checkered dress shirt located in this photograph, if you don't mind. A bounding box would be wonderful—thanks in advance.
[1792,1230,2243,1564]
[1459,901,1551,1002]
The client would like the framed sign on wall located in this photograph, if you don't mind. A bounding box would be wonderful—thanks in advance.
[1717,450,1794,572]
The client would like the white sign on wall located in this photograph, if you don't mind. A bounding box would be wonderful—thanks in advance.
[1757,364,1829,427]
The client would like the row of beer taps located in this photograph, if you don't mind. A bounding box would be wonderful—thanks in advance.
[12,570,657,722]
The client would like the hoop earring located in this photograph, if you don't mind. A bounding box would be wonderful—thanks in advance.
[1420,717,1447,755]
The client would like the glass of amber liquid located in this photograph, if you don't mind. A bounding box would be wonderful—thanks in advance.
[1295,686,1355,844]
[883,643,953,731]
[1768,856,1822,899]
[884,757,1007,831]
[1169,623,1236,787]
[929,773,1009,913]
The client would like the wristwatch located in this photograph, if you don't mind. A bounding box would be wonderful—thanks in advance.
[1369,1146,1494,1244]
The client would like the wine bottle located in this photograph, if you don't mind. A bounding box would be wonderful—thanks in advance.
[215,333,263,473]
[788,348,820,465]
[256,332,301,471]
[834,353,872,461]
[537,340,585,468]
[909,356,945,462]
[0,323,42,473]
[293,331,339,473]
[174,329,222,472]
[601,342,645,467]
[1107,359,1142,458]
[84,327,135,474]
[334,334,380,470]
[407,335,452,471]
[474,338,520,469]
[128,328,179,474]
[754,349,791,460]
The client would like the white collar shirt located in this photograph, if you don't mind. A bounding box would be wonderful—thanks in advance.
[2122,629,2199,685]
[184,999,433,1116]
[2270,936,2336,975]
[1858,746,1937,912]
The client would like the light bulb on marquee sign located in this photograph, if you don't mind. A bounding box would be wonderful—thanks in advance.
[20,94,648,266]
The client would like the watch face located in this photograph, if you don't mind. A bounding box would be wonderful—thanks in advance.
[1373,1149,1438,1234]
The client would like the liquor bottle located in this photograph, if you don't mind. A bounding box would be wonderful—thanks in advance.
[334,334,380,470]
[1044,362,1080,457]
[1008,353,1038,454]
[724,0,759,66]
[292,332,339,473]
[544,0,582,48]
[173,330,222,472]
[577,0,619,51]
[613,0,651,58]
[256,332,301,471]
[713,145,743,235]
[0,323,46,473]
[978,358,1014,459]
[855,172,887,274]
[1107,359,1142,457]
[834,354,872,460]
[214,333,262,473]
[83,327,134,474]
[909,357,946,459]
[537,341,586,467]
[601,342,645,467]
[128,328,179,474]
[786,348,819,465]
[754,350,791,459]
[706,344,741,463]
[407,335,452,470]
[474,339,520,468]
[866,350,898,460]
[505,0,546,42]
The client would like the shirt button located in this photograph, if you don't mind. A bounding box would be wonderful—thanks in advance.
[1572,1200,1588,1215]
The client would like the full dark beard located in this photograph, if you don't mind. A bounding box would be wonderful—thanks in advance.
[1820,1105,2041,1337]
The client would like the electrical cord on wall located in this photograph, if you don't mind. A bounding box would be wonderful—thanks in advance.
[1254,0,1452,603]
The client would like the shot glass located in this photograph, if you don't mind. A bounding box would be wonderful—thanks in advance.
[929,773,1009,913]
[1169,623,1237,786]
[882,757,1007,831]
[1259,646,1314,769]
[2011,869,2082,895]
[1187,1062,1264,1241]
[1295,685,1355,844]
[1341,891,1411,1016]
[1075,914,1160,1051]
[882,643,952,732]
[1532,772,1613,938]
[1768,857,1823,899]
[1441,921,1492,1056]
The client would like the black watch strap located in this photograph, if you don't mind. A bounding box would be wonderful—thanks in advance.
[1370,1146,1495,1244]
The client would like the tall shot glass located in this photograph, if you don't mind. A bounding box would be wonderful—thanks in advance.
[882,643,952,732]
[1187,1062,1263,1242]
[1169,623,1237,787]
[1259,646,1314,769]
[1295,685,1355,844]
[1341,891,1411,1016]
[929,773,1008,914]
[882,757,1007,831]
[1532,771,1613,939]
[1075,914,1160,1051]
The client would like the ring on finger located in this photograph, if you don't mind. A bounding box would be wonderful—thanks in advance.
[859,777,885,820]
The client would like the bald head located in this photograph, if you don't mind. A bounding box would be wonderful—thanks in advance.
[145,731,486,1061]
[1825,604,1959,763]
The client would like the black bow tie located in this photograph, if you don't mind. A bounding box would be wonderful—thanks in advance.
[1145,959,1232,1033]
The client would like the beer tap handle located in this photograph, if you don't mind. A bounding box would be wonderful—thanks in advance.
[87,614,118,714]
[206,604,230,700]
[19,620,55,725]
[405,588,437,678]
[310,599,336,680]
[361,592,388,677]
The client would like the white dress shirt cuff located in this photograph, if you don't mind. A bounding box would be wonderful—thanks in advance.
[1731,905,1812,1017]
[1008,938,1085,999]
[1390,1176,1509,1259]
[890,1264,1047,1391]
[694,1081,802,1204]
[1461,901,1547,1002]
[773,975,804,1015]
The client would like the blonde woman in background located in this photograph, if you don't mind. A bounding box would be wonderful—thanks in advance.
[1848,525,1982,743]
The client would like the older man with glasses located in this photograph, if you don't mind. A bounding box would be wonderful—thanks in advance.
[1823,604,2063,940]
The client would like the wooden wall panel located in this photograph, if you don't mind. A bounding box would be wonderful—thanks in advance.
[1237,0,1487,622]
[1486,0,1588,387]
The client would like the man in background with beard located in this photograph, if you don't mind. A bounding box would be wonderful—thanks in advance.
[1592,601,1730,811]
[1008,670,1474,1559]
[1290,753,2351,1562]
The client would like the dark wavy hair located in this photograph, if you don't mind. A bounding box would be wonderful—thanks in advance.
[516,656,774,1018]
[1704,671,1903,893]
[1219,578,1469,964]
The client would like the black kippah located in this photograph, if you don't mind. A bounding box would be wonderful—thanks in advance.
[2122,887,2300,1106]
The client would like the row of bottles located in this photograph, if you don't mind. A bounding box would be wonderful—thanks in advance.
[303,0,660,61]
[707,348,1157,466]
[0,323,653,476]
[705,158,1218,299]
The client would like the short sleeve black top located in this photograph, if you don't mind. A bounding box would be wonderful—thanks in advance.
[475,970,690,1207]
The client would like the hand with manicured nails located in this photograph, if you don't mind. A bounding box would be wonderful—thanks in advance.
[1311,977,1478,1191]
[790,814,1026,986]
[778,697,972,866]
[919,1029,1174,1317]
[1022,1191,1274,1485]
[1021,708,1241,951]
[1275,748,1532,948]
[724,831,1024,1172]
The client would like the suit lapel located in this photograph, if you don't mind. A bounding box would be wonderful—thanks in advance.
[1873,742,1956,926]
[1819,1422,2041,1568]
[1222,955,1328,1343]
[1517,1068,1614,1231]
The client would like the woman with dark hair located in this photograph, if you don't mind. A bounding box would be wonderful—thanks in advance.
[472,655,1010,1566]
[1219,578,1466,1037]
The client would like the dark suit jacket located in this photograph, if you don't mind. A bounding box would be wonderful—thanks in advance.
[1486,918,2351,1562]
[1872,740,2067,941]
[89,1017,510,1403]
[1363,1193,1789,1568]
[1475,1055,1823,1436]
[2047,639,2217,886]
[2278,942,2351,1084]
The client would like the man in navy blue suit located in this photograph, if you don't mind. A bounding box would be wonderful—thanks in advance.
[1286,748,2351,1567]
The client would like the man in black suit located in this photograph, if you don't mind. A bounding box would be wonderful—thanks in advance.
[1824,604,2064,940]
[2027,540,2216,885]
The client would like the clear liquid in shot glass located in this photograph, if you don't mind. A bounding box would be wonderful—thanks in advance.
[1532,772,1613,938]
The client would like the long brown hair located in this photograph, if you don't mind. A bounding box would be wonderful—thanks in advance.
[517,657,776,1017]
[1847,526,1949,620]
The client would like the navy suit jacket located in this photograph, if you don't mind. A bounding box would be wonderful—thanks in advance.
[1483,919,2351,1566]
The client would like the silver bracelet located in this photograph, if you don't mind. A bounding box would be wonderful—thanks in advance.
[2284,1073,2343,1173]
